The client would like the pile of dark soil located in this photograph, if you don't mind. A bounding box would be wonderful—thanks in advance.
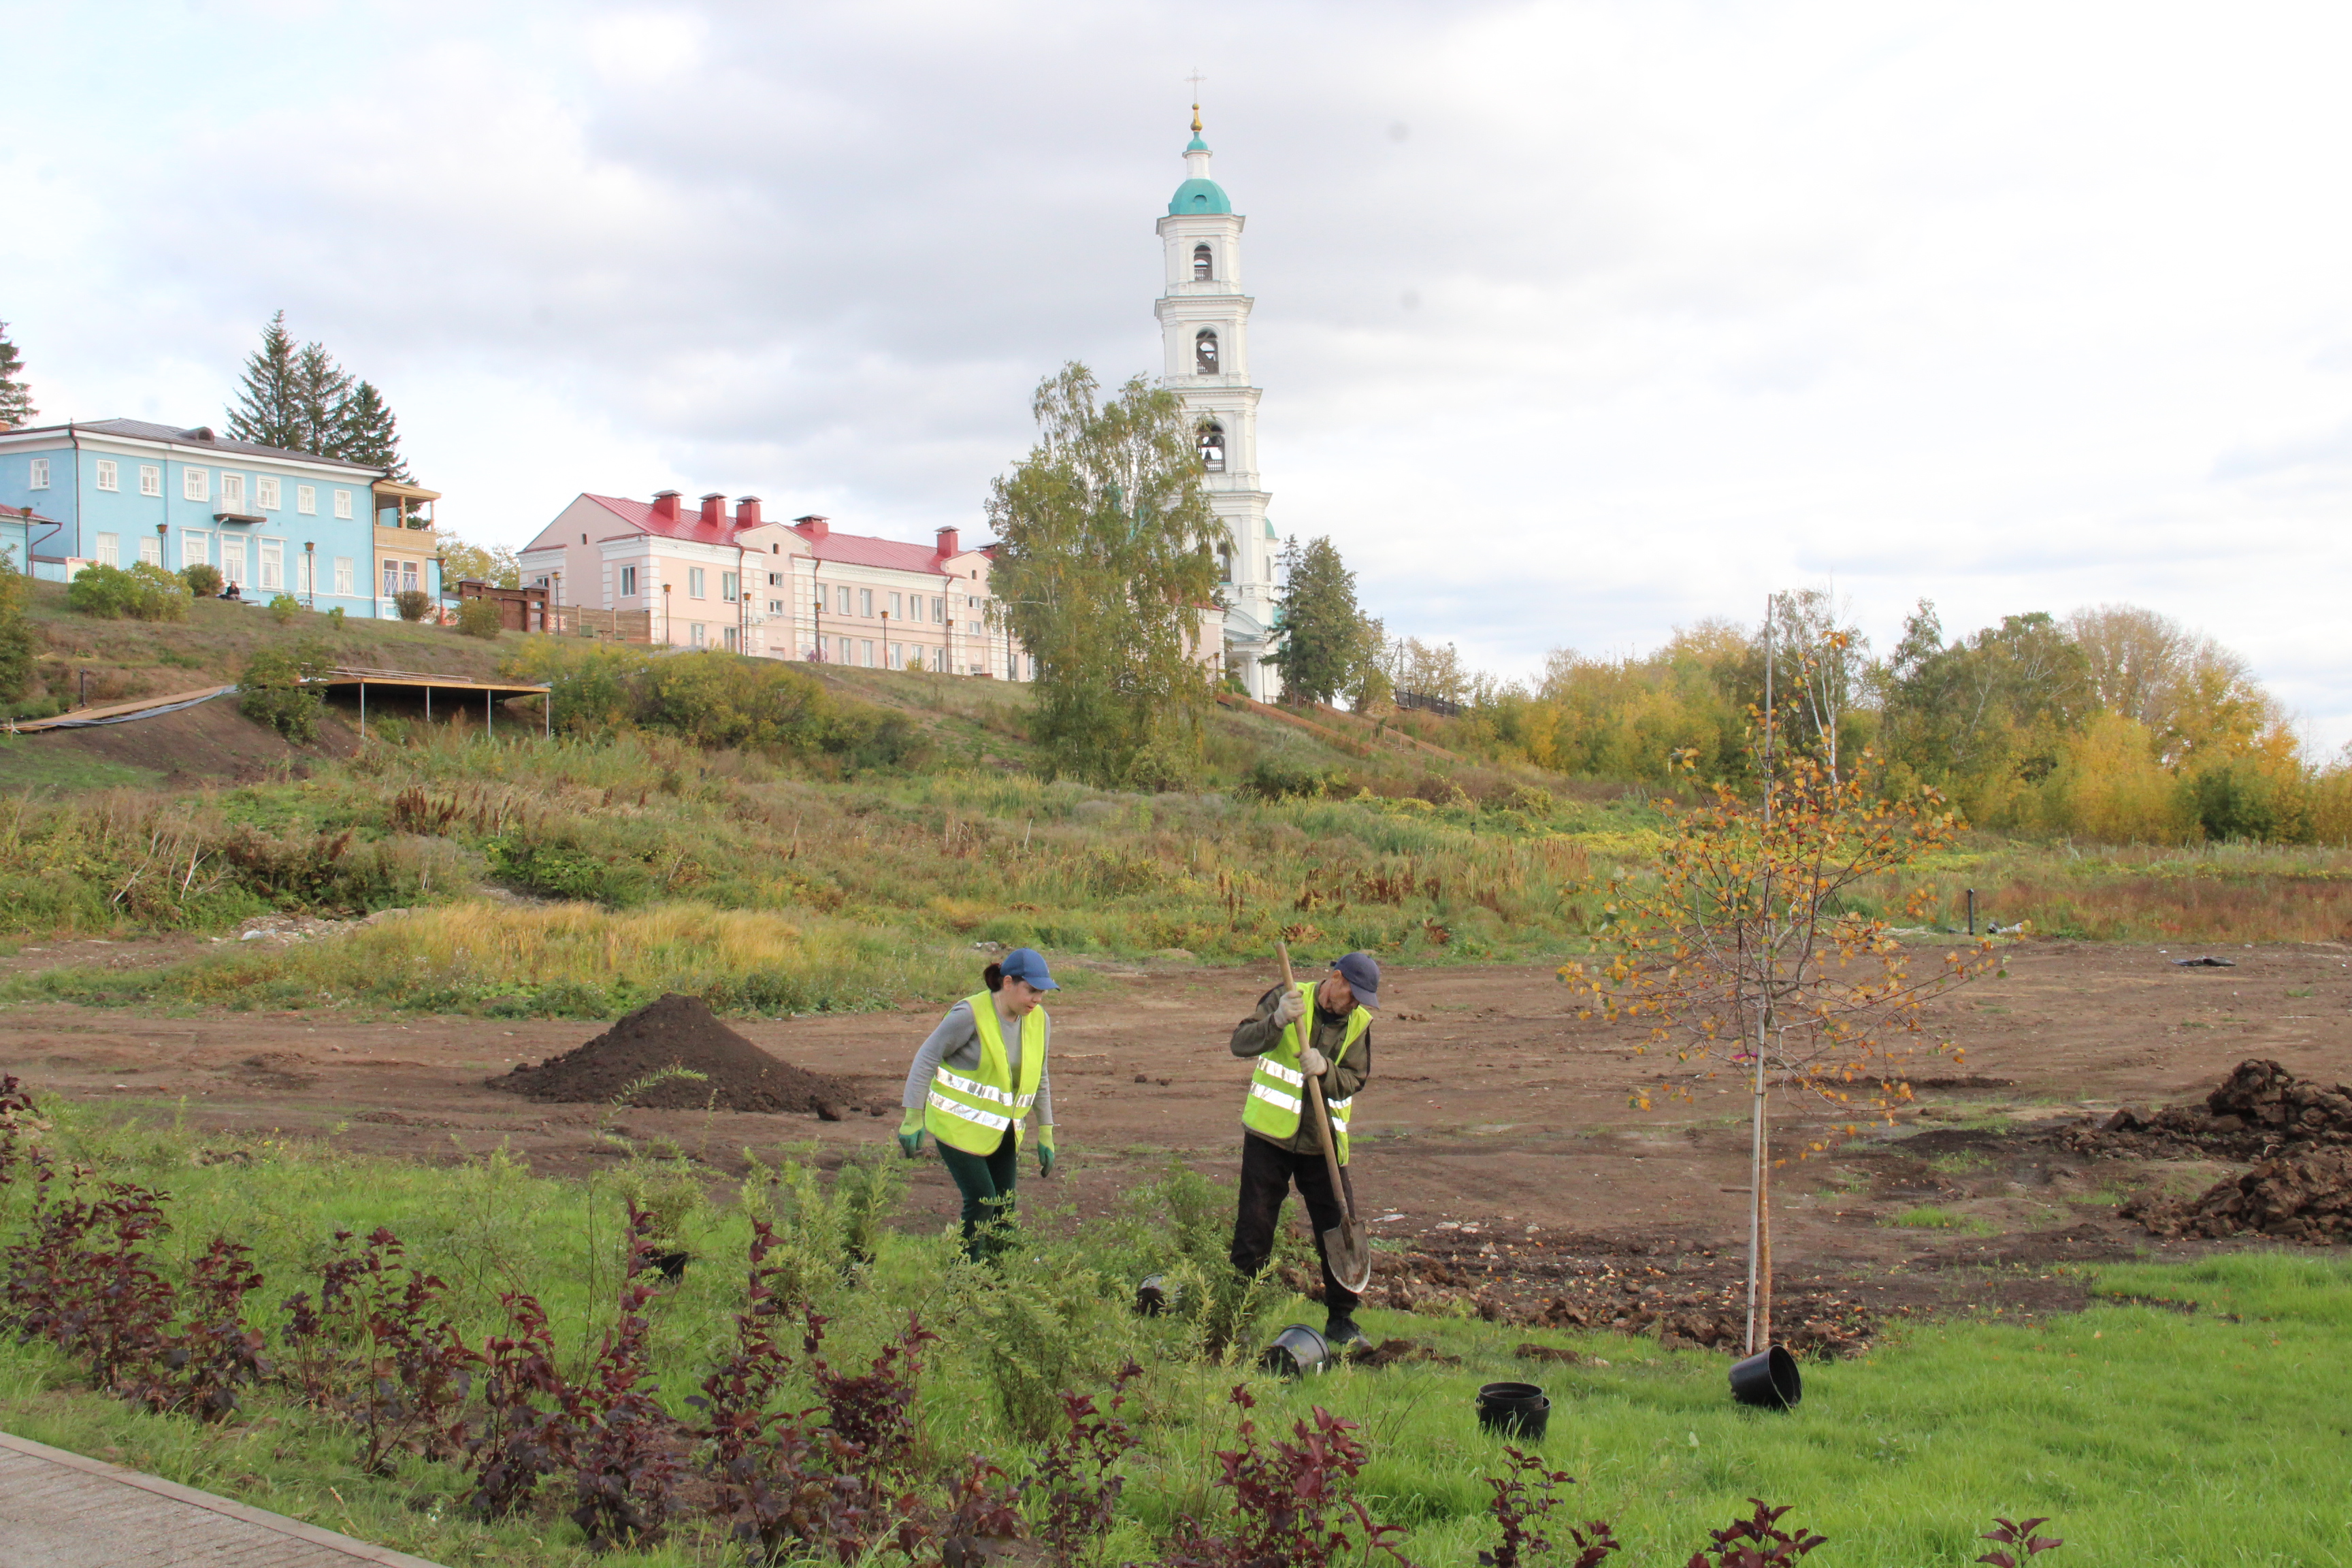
[2122,1147,2352,1245]
[1349,1338,1460,1369]
[489,994,862,1115]
[2058,1059,2352,1160]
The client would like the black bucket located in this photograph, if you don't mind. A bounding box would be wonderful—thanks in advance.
[1135,1275,1174,1316]
[652,1250,690,1284]
[1475,1381,1550,1441]
[1260,1324,1330,1379]
[1729,1345,1801,1410]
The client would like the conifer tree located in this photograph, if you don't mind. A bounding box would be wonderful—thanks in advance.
[0,320,36,428]
[292,340,353,456]
[225,312,304,448]
[336,380,410,481]
[1267,534,1374,706]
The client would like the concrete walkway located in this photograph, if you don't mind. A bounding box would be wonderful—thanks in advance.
[0,1430,447,1567]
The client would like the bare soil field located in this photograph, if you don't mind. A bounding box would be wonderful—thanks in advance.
[5,939,2346,1349]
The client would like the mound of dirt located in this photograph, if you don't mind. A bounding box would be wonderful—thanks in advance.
[2058,1059,2352,1160]
[2122,1147,2352,1245]
[489,994,861,1115]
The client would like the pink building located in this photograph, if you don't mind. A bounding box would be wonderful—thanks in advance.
[517,490,1031,678]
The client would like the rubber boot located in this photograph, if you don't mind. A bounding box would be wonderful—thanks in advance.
[1324,1314,1366,1351]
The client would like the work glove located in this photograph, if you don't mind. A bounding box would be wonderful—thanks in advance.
[1300,1046,1329,1077]
[896,1107,926,1159]
[1036,1125,1057,1178]
[1272,987,1307,1028]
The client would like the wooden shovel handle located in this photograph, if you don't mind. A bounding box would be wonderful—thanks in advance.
[1275,943,1355,1215]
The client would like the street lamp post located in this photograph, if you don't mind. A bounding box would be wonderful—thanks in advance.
[304,541,315,610]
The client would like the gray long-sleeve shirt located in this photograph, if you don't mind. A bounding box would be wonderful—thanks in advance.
[1230,983,1372,1156]
[902,998,1055,1128]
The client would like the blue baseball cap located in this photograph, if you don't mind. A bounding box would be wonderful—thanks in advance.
[1000,947,1059,990]
[1330,951,1379,1009]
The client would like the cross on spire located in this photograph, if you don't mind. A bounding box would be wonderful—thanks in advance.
[1187,70,1206,133]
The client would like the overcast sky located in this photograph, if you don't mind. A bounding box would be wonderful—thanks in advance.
[5,1,2348,746]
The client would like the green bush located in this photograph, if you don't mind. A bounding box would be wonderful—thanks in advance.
[0,560,31,702]
[67,562,192,623]
[237,640,333,742]
[181,562,223,597]
[327,606,346,627]
[483,830,651,906]
[1243,755,1331,801]
[268,593,302,624]
[454,598,502,639]
[393,589,435,623]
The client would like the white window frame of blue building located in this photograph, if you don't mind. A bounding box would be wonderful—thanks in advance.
[258,476,280,511]
[95,460,119,493]
[182,529,211,568]
[333,490,353,520]
[140,533,162,566]
[27,459,48,489]
[220,472,246,512]
[95,533,119,567]
[298,485,316,515]
[184,468,208,502]
[259,539,284,592]
[140,465,161,497]
[333,557,355,596]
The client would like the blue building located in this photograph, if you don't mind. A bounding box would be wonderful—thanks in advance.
[0,419,438,617]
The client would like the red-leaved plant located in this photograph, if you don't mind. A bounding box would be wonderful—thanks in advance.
[1036,1359,1144,1565]
[568,1203,683,1548]
[135,1235,268,1422]
[1157,1385,1414,1568]
[1,1163,176,1390]
[463,1288,575,1518]
[281,1227,474,1472]
[1480,1447,1620,1568]
[1977,1516,2063,1565]
[1685,1500,1827,1568]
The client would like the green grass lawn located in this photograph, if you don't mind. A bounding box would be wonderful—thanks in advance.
[0,734,165,794]
[2,1102,2346,1566]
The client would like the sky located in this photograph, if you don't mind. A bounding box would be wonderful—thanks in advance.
[4,1,2348,747]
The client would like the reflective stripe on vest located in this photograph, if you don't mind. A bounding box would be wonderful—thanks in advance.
[1239,981,1371,1162]
[924,991,1047,1154]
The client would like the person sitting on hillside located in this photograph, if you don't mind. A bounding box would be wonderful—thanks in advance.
[218,581,242,600]
[896,949,1058,1260]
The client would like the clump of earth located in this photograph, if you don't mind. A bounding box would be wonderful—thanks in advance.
[2059,1058,2352,1160]
[2070,1060,2352,1245]
[489,994,861,1115]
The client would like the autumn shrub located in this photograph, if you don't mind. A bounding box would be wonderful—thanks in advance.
[394,588,436,622]
[455,598,502,638]
[1154,1386,1409,1568]
[268,593,303,624]
[279,1226,474,1472]
[567,1206,681,1548]
[180,563,224,596]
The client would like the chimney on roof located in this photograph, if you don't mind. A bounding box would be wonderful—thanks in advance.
[735,495,762,528]
[935,525,960,558]
[651,489,682,522]
[699,491,725,527]
[796,514,829,541]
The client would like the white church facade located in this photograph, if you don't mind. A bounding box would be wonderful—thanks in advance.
[1158,108,1284,702]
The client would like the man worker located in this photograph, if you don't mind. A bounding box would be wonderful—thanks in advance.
[1228,951,1379,1348]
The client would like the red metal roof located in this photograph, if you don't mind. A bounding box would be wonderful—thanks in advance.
[581,493,980,574]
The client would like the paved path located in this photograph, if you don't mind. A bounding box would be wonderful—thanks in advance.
[0,1430,447,1567]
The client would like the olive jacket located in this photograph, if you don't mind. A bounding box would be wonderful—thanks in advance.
[1229,983,1372,1156]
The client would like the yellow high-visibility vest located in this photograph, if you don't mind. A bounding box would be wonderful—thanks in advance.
[1240,981,1370,1162]
[924,992,1047,1154]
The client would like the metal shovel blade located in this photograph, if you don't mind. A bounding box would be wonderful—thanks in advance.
[1322,1217,1373,1296]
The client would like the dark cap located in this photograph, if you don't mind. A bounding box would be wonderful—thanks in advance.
[1330,951,1379,1009]
[999,947,1059,990]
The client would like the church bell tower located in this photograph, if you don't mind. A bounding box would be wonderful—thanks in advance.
[1156,105,1279,700]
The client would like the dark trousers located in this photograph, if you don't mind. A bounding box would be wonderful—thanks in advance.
[938,1128,1018,1260]
[1229,1132,1360,1318]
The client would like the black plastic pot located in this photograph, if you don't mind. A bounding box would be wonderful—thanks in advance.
[1135,1275,1173,1316]
[1729,1345,1801,1410]
[1475,1381,1550,1441]
[653,1251,690,1284]
[1260,1324,1330,1379]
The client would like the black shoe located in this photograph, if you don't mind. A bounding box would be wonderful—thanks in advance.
[1324,1316,1367,1350]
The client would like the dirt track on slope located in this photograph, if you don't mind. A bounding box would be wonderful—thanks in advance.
[4,940,2347,1340]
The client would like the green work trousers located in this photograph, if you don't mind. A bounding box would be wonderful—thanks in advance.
[938,1126,1019,1260]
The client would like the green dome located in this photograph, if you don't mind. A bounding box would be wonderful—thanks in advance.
[1169,177,1232,216]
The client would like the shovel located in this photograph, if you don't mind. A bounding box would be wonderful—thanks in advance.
[1277,942,1373,1296]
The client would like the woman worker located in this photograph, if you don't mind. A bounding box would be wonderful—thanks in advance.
[896,947,1058,1259]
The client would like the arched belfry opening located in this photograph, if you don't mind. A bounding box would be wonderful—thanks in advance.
[1195,327,1220,375]
[1193,243,1213,281]
[1199,421,1226,472]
